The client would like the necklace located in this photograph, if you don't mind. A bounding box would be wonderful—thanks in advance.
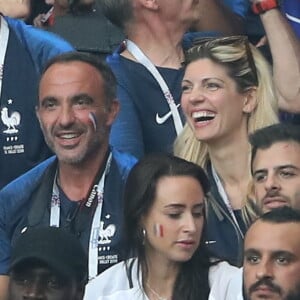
[146,282,169,300]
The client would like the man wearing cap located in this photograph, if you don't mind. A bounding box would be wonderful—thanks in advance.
[8,226,87,300]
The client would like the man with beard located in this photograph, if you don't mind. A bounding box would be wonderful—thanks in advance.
[243,207,300,300]
[0,52,137,299]
[223,125,300,299]
[249,123,300,214]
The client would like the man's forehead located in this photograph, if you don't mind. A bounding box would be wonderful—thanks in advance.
[253,141,300,169]
[13,260,60,276]
[41,61,102,84]
[245,220,300,251]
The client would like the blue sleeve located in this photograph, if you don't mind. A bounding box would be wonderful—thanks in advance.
[109,85,145,159]
[5,17,74,73]
[0,157,55,274]
[222,0,250,18]
[112,148,138,178]
[282,0,300,37]
[0,223,10,275]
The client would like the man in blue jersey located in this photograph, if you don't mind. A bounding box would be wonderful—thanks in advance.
[0,52,137,299]
[0,15,73,188]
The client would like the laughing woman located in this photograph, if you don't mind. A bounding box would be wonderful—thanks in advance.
[174,36,278,266]
[84,154,240,300]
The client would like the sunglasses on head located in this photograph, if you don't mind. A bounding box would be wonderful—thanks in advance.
[190,35,259,86]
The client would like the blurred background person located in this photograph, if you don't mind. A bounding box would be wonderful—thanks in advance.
[32,0,124,60]
[0,14,73,188]
[0,0,31,19]
[33,0,95,28]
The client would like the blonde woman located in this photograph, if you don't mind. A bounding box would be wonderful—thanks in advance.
[174,36,278,266]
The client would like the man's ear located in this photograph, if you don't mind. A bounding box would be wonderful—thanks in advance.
[35,106,42,125]
[106,99,120,127]
[242,87,257,114]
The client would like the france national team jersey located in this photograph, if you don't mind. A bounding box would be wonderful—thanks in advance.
[282,0,300,37]
[0,16,73,188]
[0,20,52,188]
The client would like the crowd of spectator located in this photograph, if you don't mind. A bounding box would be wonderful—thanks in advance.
[0,0,300,299]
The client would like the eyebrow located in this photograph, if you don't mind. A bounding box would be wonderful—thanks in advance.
[244,249,296,259]
[202,77,225,83]
[40,93,94,106]
[182,77,225,83]
[271,250,296,260]
[244,248,260,256]
[164,203,205,209]
[71,93,94,102]
[253,164,300,175]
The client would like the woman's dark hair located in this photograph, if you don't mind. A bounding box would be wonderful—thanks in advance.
[123,153,211,300]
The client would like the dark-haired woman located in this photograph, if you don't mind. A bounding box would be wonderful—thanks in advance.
[84,154,240,300]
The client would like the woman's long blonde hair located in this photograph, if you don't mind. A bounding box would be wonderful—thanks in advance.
[174,37,279,225]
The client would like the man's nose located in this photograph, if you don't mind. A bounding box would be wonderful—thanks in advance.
[255,259,274,280]
[58,104,76,127]
[264,174,280,192]
[23,280,45,300]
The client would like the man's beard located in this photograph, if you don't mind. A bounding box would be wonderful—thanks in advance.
[40,122,108,165]
[243,277,300,300]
